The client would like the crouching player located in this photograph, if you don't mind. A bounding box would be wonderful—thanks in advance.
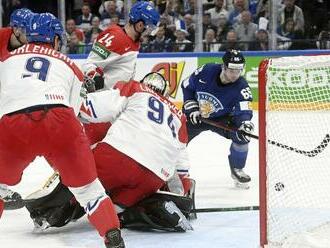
[25,72,195,232]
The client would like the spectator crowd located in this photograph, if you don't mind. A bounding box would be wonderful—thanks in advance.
[2,0,330,54]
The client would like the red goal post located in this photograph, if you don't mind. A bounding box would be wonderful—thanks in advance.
[258,55,330,248]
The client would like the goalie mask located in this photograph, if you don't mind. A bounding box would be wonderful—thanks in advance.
[141,72,169,97]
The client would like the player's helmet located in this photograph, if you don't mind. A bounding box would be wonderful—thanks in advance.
[129,1,160,27]
[10,8,34,29]
[141,72,169,96]
[26,13,57,44]
[42,13,65,44]
[222,49,245,70]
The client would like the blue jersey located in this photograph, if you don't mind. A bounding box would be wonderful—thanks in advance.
[181,63,253,126]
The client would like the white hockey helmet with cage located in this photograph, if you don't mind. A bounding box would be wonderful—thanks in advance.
[141,72,169,96]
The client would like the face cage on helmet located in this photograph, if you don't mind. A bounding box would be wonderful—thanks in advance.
[141,73,169,96]
[131,18,159,35]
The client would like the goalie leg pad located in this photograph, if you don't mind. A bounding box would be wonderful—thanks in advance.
[185,179,197,220]
[25,180,85,229]
[120,193,193,232]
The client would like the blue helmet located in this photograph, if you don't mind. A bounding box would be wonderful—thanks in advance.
[42,13,65,43]
[129,1,160,27]
[26,13,56,44]
[10,8,34,29]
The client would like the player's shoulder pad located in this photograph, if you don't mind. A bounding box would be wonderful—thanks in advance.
[113,80,142,97]
[236,75,250,88]
[93,25,139,58]
[0,27,13,37]
[6,44,83,81]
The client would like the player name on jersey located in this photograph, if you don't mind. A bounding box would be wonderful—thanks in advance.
[9,44,73,66]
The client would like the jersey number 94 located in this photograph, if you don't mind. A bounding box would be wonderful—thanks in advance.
[147,96,178,139]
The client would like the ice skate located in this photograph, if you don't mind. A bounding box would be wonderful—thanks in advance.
[104,228,125,248]
[231,168,251,189]
[0,186,24,210]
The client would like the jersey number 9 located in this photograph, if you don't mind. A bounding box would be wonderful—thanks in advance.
[23,57,50,81]
[147,96,178,138]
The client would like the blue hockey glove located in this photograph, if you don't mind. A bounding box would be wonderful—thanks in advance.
[234,121,254,143]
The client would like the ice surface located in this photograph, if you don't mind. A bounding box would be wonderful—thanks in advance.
[0,114,260,248]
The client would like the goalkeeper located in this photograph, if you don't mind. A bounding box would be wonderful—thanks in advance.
[25,72,194,233]
[181,49,254,189]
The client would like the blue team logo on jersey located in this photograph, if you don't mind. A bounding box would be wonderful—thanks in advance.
[197,92,224,118]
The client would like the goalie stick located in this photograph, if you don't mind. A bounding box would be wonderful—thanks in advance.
[201,118,330,158]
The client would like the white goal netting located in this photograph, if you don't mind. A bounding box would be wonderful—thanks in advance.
[260,55,330,248]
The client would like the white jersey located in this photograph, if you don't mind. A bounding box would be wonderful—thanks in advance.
[80,80,189,181]
[82,24,140,89]
[0,44,84,117]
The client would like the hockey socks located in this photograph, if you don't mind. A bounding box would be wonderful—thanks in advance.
[86,196,120,237]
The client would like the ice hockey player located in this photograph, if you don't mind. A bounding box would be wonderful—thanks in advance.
[181,49,254,189]
[1,12,73,211]
[0,13,124,248]
[0,8,35,210]
[82,1,160,91]
[24,72,194,233]
[80,72,192,208]
[0,8,34,58]
[82,1,160,144]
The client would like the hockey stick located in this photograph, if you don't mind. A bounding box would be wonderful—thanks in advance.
[201,118,330,158]
[192,205,259,213]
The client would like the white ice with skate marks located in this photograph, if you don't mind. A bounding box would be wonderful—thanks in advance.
[0,113,260,248]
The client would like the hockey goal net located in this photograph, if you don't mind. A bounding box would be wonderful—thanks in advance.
[259,55,330,248]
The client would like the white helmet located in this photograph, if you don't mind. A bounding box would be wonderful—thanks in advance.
[141,72,169,96]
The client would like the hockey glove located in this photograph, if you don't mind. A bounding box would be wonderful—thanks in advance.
[166,172,184,196]
[234,121,254,143]
[84,67,105,92]
[183,100,201,125]
[83,75,96,93]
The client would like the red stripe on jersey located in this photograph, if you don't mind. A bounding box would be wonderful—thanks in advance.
[95,24,140,55]
[178,117,188,144]
[114,80,184,119]
[4,44,83,81]
[0,27,13,60]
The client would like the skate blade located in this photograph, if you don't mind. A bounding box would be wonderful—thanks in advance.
[233,181,250,190]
